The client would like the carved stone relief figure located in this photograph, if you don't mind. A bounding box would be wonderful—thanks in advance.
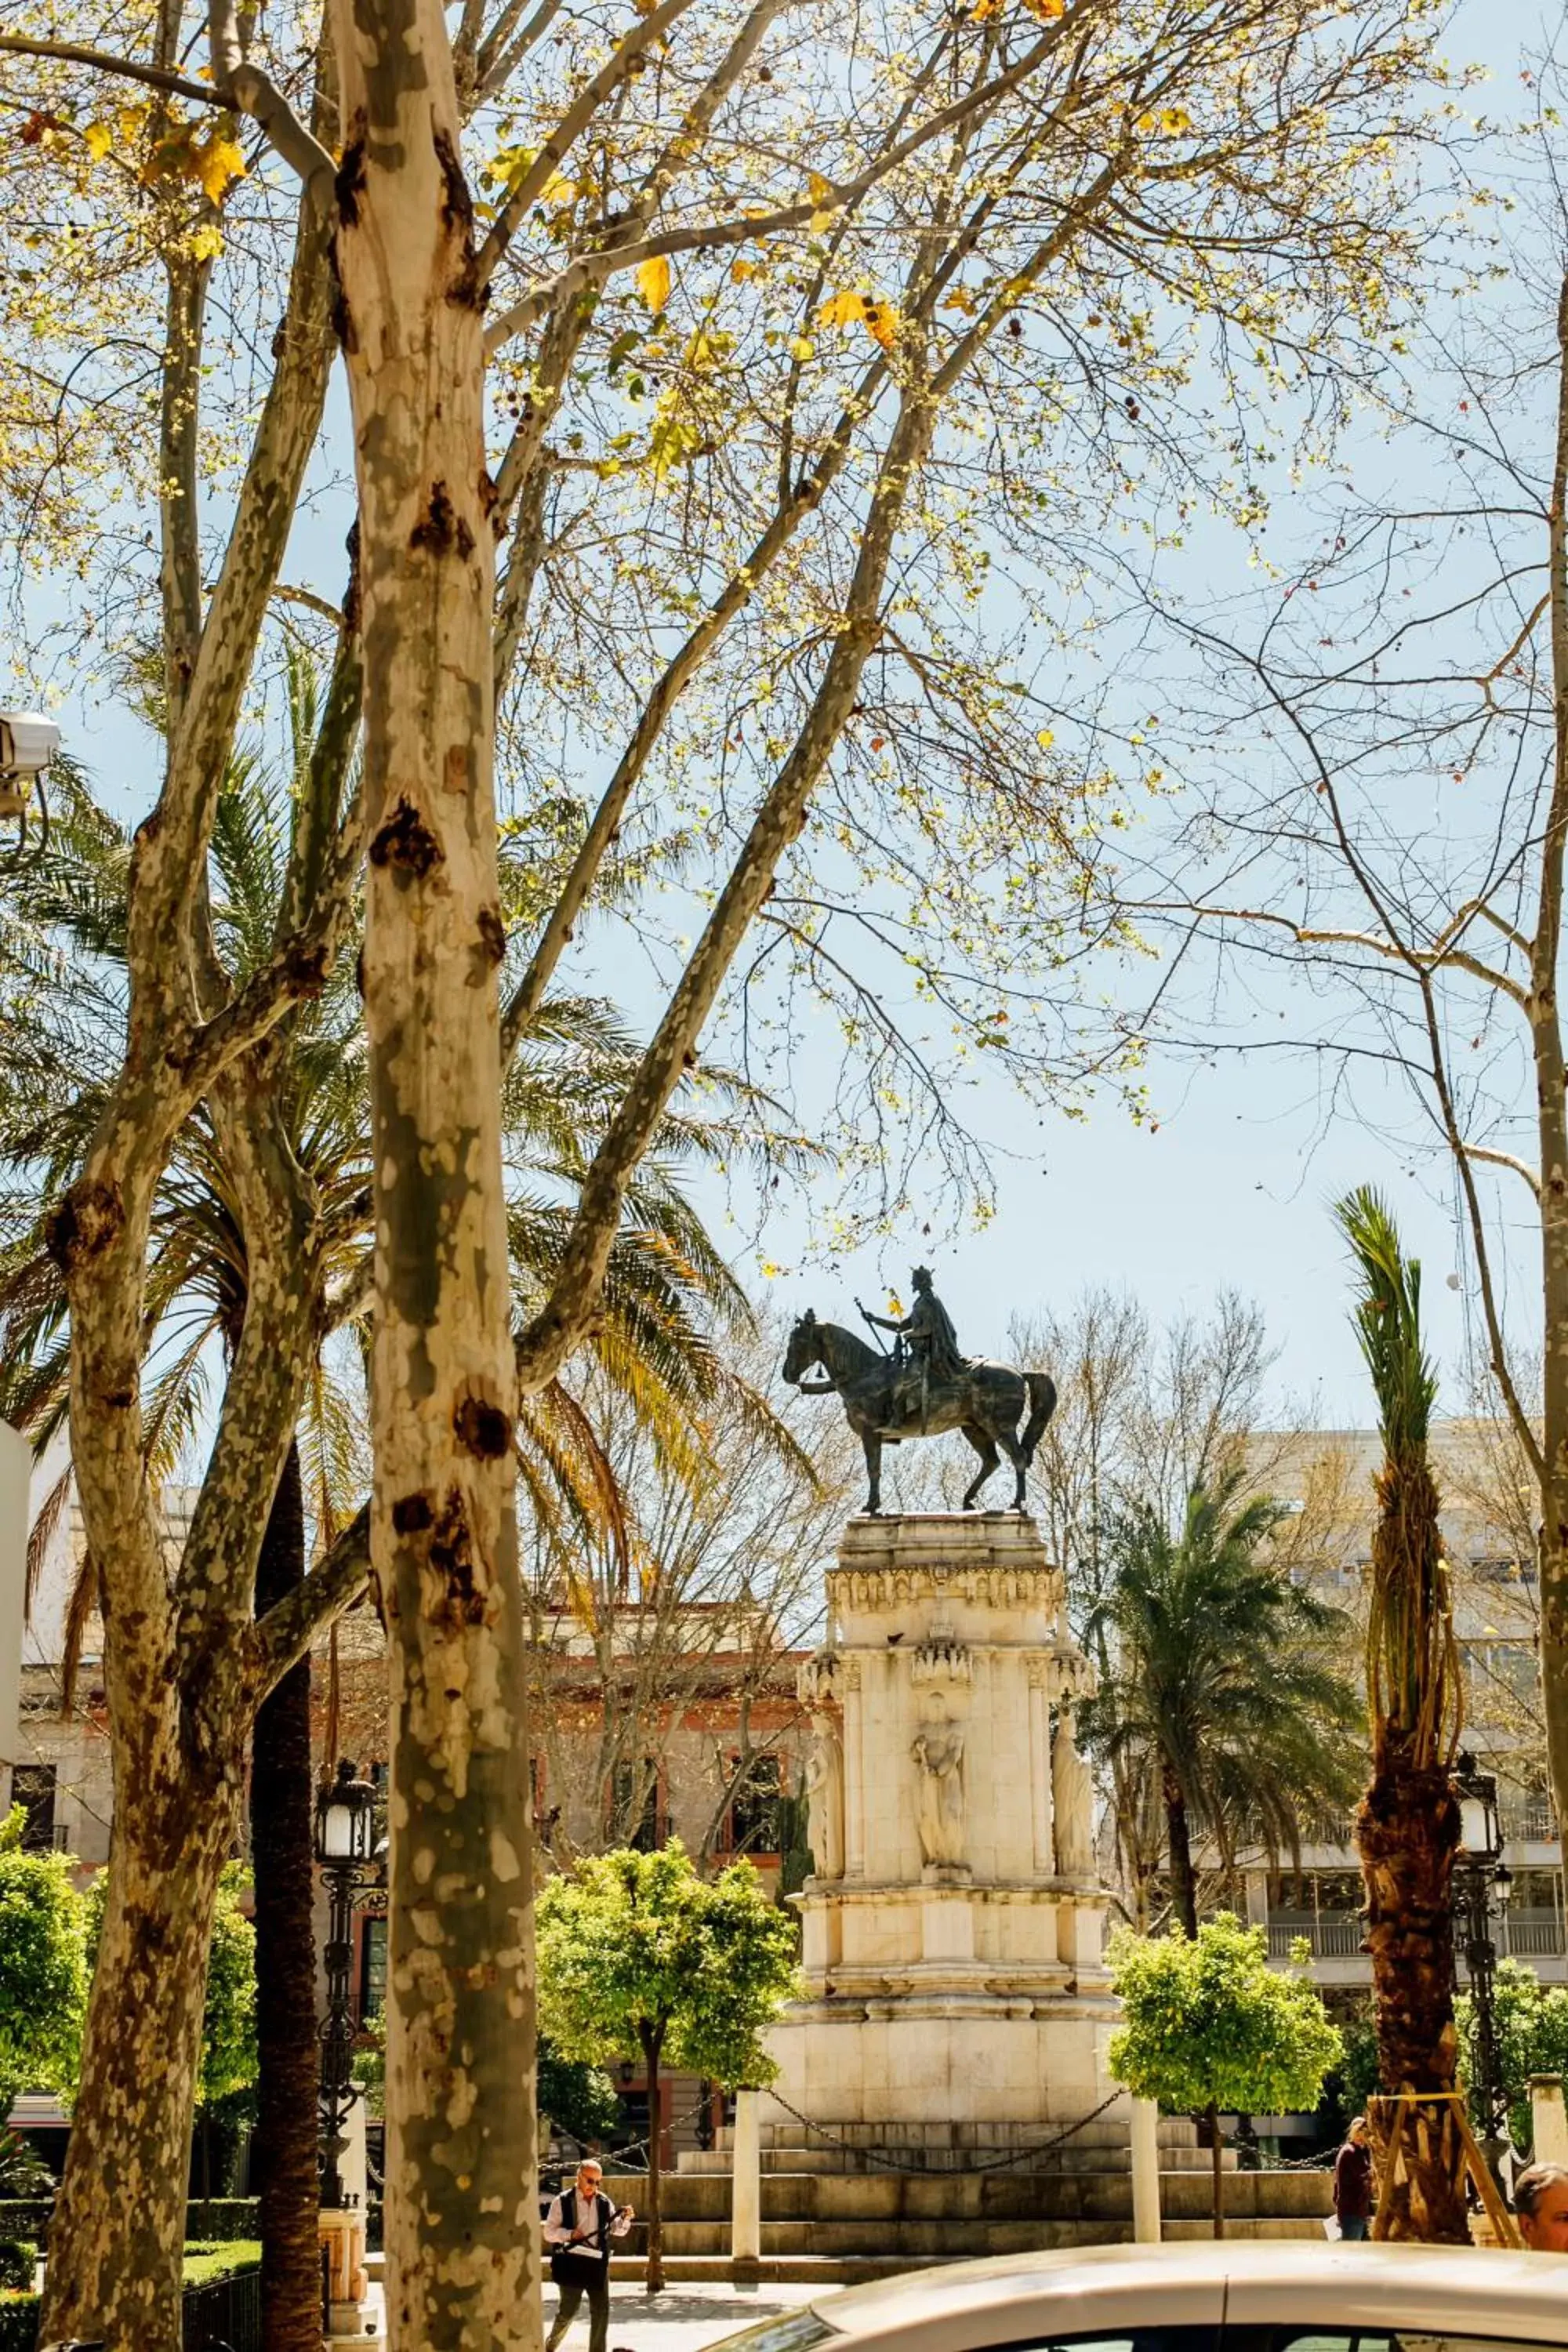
[910,1697,966,1867]
[803,1710,844,1880]
[1051,1704,1094,1878]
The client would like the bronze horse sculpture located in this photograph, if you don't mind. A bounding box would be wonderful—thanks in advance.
[782,1310,1057,1514]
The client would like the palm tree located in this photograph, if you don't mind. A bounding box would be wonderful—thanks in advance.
[1336,1186,1466,2243]
[1084,1469,1362,1939]
[0,714,811,2346]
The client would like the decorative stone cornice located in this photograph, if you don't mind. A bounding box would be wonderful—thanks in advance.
[909,1637,971,1688]
[828,1565,1062,1613]
[797,1648,843,1710]
[1047,1644,1097,1703]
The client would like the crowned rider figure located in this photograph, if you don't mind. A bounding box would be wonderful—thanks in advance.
[859,1267,967,1433]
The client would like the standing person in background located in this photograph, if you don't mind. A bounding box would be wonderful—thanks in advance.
[544,2157,634,2352]
[1334,2116,1374,2240]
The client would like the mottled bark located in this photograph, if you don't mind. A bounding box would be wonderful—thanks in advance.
[329,5,537,2344]
[251,1439,322,2352]
[42,1769,235,2347]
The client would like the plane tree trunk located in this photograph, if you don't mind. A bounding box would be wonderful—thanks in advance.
[329,5,538,2342]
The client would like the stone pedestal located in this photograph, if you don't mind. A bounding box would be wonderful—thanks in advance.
[768,1513,1117,2133]
[320,2204,381,2346]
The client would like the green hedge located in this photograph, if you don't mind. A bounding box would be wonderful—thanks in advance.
[180,2198,261,2243]
[0,2194,261,2247]
[183,2238,262,2286]
[0,2294,36,2352]
[0,2240,261,2350]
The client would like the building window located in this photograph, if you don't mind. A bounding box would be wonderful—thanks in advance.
[610,1762,660,1852]
[361,1917,387,2022]
[727,1755,783,1857]
[11,1765,56,1853]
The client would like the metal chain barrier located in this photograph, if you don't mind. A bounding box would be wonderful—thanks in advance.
[545,2091,717,2180]
[759,2088,1123,2175]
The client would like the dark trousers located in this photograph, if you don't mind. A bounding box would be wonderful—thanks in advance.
[1339,2215,1369,2241]
[547,2262,610,2352]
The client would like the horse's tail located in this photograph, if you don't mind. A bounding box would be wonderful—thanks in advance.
[1020,1372,1057,1465]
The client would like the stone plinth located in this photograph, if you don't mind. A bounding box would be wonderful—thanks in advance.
[768,1512,1117,2132]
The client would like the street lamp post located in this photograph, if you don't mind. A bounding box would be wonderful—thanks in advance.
[314,1759,383,2347]
[1453,1752,1514,2171]
[314,1758,379,2211]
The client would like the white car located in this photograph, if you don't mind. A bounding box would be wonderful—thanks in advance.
[710,2242,1568,2352]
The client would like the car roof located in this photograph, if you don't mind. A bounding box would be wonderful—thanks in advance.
[807,2241,1568,2352]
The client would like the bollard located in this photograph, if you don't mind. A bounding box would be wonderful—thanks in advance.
[1530,2076,1568,2167]
[731,2088,762,2271]
[1131,2097,1161,2245]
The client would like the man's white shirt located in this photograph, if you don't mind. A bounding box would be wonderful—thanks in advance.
[544,2186,633,2258]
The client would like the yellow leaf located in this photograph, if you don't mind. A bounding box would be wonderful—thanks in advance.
[730,256,759,282]
[1159,106,1192,132]
[861,296,898,351]
[817,287,898,349]
[1023,0,1065,16]
[1036,728,1054,748]
[808,210,834,236]
[808,170,833,205]
[191,221,224,260]
[817,289,869,328]
[82,122,112,162]
[189,131,245,205]
[637,253,672,312]
[786,334,815,362]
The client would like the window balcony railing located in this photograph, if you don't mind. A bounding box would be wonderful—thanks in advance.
[1499,1907,1566,1958]
[1501,1798,1559,1844]
[1267,1912,1364,1959]
[1269,1905,1568,1962]
[1287,1798,1563,1853]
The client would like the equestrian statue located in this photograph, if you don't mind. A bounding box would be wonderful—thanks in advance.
[782,1266,1057,1515]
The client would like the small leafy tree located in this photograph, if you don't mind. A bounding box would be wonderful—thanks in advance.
[1109,1913,1341,2238]
[0,1807,87,2118]
[537,2041,622,2151]
[1457,1960,1568,2156]
[536,1844,798,2292]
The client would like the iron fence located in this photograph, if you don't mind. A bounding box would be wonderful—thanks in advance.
[181,2263,261,2352]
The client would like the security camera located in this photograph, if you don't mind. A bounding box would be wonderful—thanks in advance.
[0,710,60,821]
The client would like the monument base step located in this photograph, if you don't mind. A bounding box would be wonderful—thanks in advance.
[370,2219,1327,2295]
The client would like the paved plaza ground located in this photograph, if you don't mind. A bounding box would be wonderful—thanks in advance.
[547,2279,823,2352]
[362,2278,824,2351]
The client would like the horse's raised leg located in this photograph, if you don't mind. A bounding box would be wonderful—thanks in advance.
[961,1424,999,1510]
[863,1431,883,1515]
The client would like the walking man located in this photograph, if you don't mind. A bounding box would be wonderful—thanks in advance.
[544,2158,634,2352]
[1333,2115,1373,2241]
